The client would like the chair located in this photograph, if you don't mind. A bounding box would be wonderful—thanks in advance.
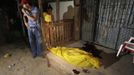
[116,37,134,63]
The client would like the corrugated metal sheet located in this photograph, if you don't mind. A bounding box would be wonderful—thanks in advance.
[81,0,97,41]
[96,0,134,49]
[81,0,134,49]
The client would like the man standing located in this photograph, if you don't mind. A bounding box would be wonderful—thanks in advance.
[21,0,43,58]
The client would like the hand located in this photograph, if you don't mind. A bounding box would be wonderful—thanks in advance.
[21,8,26,14]
[21,8,28,16]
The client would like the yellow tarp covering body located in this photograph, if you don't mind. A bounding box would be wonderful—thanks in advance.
[49,47,101,69]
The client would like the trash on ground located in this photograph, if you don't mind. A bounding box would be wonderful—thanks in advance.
[8,63,15,69]
[4,53,12,58]
[72,69,80,74]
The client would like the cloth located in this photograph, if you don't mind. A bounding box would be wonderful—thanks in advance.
[49,47,101,69]
[28,27,42,56]
[28,7,39,27]
[27,6,42,56]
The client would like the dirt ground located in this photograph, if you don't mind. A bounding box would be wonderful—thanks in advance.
[0,42,62,75]
[0,41,134,75]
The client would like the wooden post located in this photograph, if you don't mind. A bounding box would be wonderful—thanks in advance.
[38,0,47,51]
[74,6,80,40]
[56,0,60,22]
[74,0,81,40]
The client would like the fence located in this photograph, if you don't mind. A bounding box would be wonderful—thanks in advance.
[43,19,74,48]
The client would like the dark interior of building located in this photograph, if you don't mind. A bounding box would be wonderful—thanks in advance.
[0,0,24,45]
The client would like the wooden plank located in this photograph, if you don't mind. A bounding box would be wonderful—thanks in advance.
[60,25,63,43]
[74,6,81,40]
[49,26,53,47]
[61,23,65,43]
[56,0,60,22]
[53,26,56,46]
[57,25,60,44]
[67,23,69,41]
[38,0,47,50]
[46,52,84,75]
[68,22,72,41]
[65,23,67,41]
[52,26,55,46]
[56,25,59,45]
[47,25,51,48]
[64,23,66,41]
[54,26,57,45]
[58,23,61,44]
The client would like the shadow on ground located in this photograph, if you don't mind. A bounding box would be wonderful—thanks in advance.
[100,52,120,68]
[79,41,121,69]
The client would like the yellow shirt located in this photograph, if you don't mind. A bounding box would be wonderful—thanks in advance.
[43,12,52,23]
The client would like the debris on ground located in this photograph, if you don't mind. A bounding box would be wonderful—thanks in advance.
[82,69,90,73]
[8,63,15,70]
[4,53,12,58]
[72,69,80,74]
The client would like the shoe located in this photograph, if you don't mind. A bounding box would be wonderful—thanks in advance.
[32,55,37,58]
[39,54,45,58]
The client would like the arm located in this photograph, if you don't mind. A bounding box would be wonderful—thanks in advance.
[22,8,38,21]
[23,15,28,28]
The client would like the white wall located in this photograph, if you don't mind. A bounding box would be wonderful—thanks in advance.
[50,1,74,21]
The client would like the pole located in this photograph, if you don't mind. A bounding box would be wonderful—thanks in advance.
[38,0,47,51]
[56,0,60,22]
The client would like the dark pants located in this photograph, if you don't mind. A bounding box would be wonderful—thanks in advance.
[27,27,43,56]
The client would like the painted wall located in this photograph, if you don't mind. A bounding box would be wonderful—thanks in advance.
[49,1,74,21]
